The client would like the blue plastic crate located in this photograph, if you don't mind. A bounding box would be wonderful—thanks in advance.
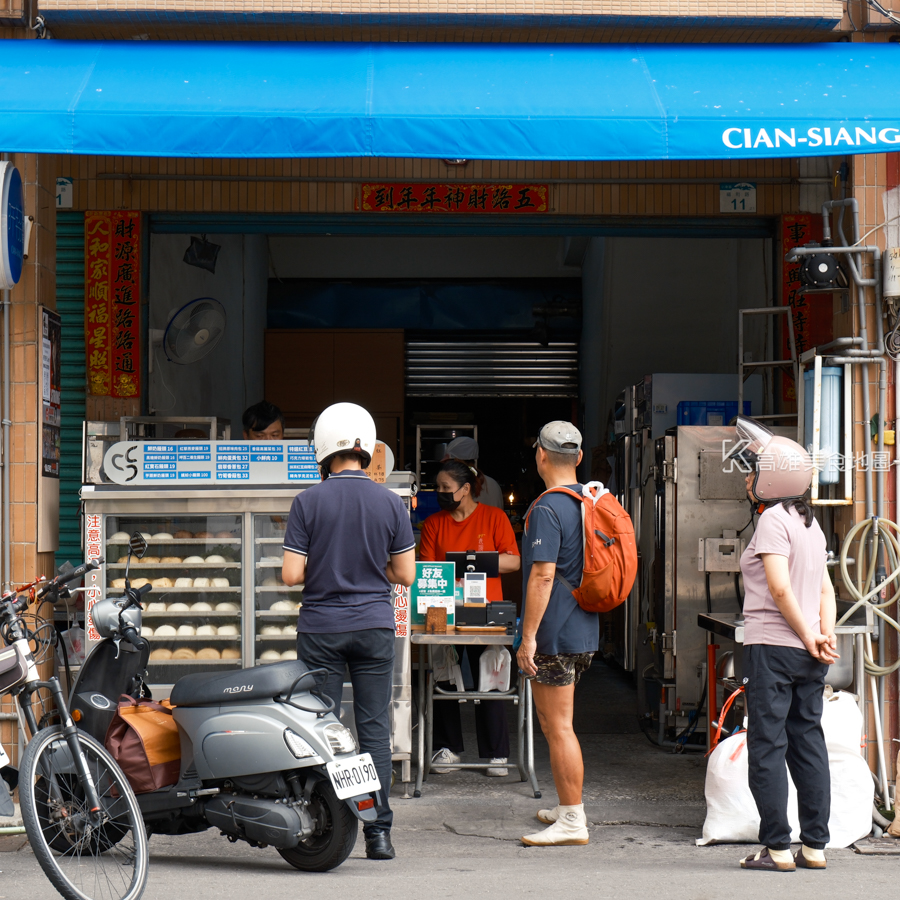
[676,400,751,426]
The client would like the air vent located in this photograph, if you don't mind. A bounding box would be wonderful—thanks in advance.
[406,339,578,398]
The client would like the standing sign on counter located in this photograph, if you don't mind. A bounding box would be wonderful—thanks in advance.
[412,561,455,616]
[102,441,320,485]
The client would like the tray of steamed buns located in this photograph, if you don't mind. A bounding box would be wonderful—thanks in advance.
[141,601,243,665]
[107,527,244,665]
[255,599,301,664]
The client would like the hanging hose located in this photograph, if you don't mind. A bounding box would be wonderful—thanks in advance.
[837,516,900,811]
[837,516,900,676]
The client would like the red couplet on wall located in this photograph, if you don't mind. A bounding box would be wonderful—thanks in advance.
[85,211,141,398]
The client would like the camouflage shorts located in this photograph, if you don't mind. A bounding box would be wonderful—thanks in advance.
[531,652,594,686]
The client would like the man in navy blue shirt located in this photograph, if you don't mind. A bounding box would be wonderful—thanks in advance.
[282,402,415,861]
[516,421,598,847]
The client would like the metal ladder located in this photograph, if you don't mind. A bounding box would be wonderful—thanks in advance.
[737,307,799,434]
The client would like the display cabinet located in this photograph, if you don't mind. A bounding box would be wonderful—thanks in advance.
[82,437,415,784]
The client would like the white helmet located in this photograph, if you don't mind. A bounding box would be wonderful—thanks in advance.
[311,402,376,468]
[726,416,813,502]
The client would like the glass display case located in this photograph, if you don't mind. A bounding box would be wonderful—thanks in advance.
[104,515,244,684]
[253,514,302,666]
[82,430,416,786]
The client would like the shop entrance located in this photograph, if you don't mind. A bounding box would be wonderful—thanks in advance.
[144,217,778,746]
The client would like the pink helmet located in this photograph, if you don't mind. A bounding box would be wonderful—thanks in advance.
[727,416,813,502]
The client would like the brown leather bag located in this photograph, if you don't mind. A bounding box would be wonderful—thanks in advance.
[104,696,181,793]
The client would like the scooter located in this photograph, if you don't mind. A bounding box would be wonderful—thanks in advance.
[68,533,380,873]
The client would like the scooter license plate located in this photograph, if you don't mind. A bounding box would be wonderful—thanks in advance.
[326,753,381,800]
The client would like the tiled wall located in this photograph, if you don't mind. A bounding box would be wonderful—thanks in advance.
[0,150,58,766]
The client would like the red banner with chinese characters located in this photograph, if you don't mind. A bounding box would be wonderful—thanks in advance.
[85,211,141,398]
[781,214,833,401]
[85,512,103,642]
[359,183,548,214]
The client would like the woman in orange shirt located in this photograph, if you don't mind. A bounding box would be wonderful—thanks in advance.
[419,459,521,776]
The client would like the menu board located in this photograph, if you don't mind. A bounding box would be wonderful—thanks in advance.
[102,441,319,485]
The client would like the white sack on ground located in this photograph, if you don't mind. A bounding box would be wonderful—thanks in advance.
[697,690,873,848]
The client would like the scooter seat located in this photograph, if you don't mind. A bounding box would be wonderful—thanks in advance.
[170,660,319,707]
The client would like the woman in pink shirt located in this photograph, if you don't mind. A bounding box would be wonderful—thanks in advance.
[727,417,838,873]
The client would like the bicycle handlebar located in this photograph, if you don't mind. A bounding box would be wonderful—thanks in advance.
[37,559,104,602]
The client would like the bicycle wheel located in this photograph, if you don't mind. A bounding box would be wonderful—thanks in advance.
[20,726,149,900]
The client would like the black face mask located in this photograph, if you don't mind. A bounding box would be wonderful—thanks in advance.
[436,491,461,512]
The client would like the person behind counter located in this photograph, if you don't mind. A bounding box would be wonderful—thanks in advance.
[281,402,416,861]
[242,400,284,440]
[444,436,504,509]
[419,458,521,777]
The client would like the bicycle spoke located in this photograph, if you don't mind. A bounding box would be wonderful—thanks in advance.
[21,729,147,900]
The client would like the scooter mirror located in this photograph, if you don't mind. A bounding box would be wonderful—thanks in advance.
[128,531,148,560]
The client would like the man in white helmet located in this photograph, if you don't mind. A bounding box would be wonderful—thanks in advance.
[282,402,416,861]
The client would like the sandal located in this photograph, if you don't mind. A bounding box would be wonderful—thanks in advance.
[740,848,796,872]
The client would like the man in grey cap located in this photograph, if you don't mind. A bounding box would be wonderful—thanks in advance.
[516,421,599,847]
[444,435,504,509]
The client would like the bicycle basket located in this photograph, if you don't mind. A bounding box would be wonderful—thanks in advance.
[0,642,29,693]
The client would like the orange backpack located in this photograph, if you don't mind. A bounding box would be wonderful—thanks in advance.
[525,482,637,614]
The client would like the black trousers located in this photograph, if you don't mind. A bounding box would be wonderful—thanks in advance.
[744,643,831,850]
[296,628,395,835]
[432,645,510,759]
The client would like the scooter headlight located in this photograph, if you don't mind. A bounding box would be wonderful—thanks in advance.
[323,723,358,755]
[283,728,317,760]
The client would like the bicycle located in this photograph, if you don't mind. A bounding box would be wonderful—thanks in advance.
[0,559,149,900]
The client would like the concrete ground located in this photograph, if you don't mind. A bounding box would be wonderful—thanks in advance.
[2,660,897,900]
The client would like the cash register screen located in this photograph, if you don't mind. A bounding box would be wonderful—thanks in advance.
[445,551,499,579]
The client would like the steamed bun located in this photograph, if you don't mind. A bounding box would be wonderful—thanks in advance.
[150,648,173,660]
[174,577,193,588]
[280,650,297,661]
[177,624,196,636]
[167,602,190,612]
[211,577,231,588]
[183,556,205,564]
[215,601,239,612]
[259,650,281,663]
[172,647,197,660]
[221,648,241,660]
[196,624,218,636]
[205,554,226,564]
[191,601,212,612]
[218,624,239,636]
[153,533,173,540]
[154,624,177,637]
[197,647,221,660]
[110,532,129,542]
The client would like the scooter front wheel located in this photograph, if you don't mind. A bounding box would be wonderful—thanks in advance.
[278,779,357,872]
[20,726,149,900]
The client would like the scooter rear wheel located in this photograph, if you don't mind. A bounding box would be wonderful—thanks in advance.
[20,726,149,900]
[278,779,357,872]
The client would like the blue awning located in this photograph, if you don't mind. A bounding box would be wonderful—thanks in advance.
[1,40,899,161]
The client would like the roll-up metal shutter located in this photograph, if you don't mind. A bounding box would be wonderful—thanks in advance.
[55,212,85,568]
[406,337,578,398]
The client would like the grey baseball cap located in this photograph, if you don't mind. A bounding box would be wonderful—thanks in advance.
[533,421,582,454]
[445,436,479,461]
